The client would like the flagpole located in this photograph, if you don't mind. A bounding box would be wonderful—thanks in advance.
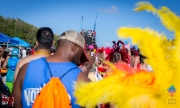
[93,14,97,31]
[93,14,97,48]
[81,16,83,30]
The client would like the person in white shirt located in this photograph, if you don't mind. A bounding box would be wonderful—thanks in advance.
[22,47,27,58]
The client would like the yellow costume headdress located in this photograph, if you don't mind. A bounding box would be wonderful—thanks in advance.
[74,2,180,108]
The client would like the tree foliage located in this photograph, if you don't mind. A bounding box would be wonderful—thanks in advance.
[0,15,59,46]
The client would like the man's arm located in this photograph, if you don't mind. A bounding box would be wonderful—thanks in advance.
[12,63,28,108]
[80,55,96,76]
[77,71,91,82]
[2,57,8,69]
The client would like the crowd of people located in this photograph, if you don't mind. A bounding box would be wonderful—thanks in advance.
[80,29,96,37]
[0,27,153,108]
[0,43,57,85]
[0,27,93,108]
[86,40,153,88]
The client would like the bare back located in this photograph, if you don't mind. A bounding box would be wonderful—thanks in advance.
[13,54,48,82]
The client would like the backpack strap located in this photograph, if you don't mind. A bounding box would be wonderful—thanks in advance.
[60,68,76,79]
[42,58,53,77]
[42,58,77,79]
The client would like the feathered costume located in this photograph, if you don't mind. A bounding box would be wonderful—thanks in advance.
[96,41,130,73]
[112,40,130,63]
[74,2,180,108]
[97,40,130,64]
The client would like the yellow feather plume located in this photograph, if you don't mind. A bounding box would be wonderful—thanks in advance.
[134,1,180,32]
[134,2,156,14]
[74,2,180,108]
[134,1,180,61]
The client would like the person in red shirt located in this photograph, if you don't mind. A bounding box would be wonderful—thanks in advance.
[30,47,35,55]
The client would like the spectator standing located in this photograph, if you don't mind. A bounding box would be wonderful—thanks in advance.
[13,27,54,82]
[0,47,4,68]
[2,48,20,93]
[22,47,27,58]
[26,48,31,56]
[0,51,9,84]
[31,46,35,55]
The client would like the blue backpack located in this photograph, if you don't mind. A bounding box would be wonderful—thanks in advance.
[8,58,20,71]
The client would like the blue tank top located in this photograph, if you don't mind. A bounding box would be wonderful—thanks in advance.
[6,57,20,82]
[22,58,81,108]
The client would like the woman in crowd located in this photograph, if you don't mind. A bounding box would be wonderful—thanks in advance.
[26,48,31,57]
[0,51,10,84]
[2,48,20,93]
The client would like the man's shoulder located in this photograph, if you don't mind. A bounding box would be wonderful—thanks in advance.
[28,57,45,66]
[69,66,81,74]
[61,62,81,72]
[17,55,43,68]
[49,62,81,73]
[27,54,45,60]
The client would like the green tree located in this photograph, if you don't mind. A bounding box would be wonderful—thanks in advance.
[0,15,59,46]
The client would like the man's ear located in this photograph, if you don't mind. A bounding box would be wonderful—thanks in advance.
[71,43,76,52]
[36,41,38,46]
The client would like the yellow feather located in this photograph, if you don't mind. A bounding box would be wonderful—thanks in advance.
[74,2,180,108]
[134,2,180,32]
[134,2,156,14]
[117,28,172,86]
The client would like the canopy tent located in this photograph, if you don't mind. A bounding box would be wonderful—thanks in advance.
[0,32,19,44]
[12,37,30,47]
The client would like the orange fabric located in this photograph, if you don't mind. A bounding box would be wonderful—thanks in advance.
[0,68,7,73]
[104,62,140,78]
[32,77,71,108]
[34,51,49,56]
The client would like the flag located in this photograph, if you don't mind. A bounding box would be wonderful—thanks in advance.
[93,14,97,36]
[81,16,83,30]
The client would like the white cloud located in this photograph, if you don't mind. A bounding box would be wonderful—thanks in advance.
[98,5,119,14]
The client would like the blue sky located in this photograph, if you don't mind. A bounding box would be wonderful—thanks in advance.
[0,0,180,47]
